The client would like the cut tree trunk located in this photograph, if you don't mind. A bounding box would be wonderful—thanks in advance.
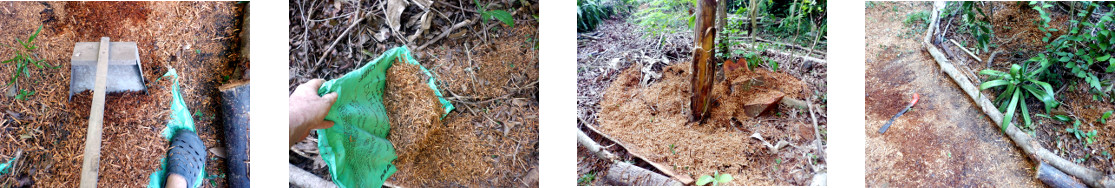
[1037,162,1088,188]
[690,0,718,122]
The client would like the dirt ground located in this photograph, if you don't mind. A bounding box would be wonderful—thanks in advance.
[577,12,828,185]
[0,1,246,187]
[866,1,1114,186]
[288,0,539,187]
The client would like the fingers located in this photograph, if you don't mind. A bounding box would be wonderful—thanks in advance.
[296,79,327,95]
[321,92,339,103]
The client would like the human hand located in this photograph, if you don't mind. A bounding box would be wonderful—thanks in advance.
[289,79,339,147]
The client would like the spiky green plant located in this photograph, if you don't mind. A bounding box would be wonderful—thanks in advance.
[979,57,1058,132]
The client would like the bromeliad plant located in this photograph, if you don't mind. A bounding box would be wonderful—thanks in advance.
[979,58,1058,132]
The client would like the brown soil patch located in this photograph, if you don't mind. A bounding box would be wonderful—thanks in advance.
[0,2,245,187]
[595,62,819,186]
[865,2,1043,187]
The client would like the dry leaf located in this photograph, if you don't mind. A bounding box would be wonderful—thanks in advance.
[385,0,408,33]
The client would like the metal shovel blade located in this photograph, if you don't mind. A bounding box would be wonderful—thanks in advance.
[69,41,146,98]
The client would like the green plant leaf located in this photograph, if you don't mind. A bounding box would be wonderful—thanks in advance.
[715,173,733,183]
[979,79,1011,90]
[1101,110,1112,123]
[28,25,41,43]
[1021,96,1032,128]
[696,175,714,186]
[1054,115,1072,122]
[1002,88,1020,132]
[487,10,515,27]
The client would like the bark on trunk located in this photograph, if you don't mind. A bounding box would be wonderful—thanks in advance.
[1037,162,1088,188]
[690,0,718,122]
[605,162,684,186]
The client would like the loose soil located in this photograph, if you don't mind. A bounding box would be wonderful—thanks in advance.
[288,0,539,187]
[866,1,1114,186]
[0,1,246,187]
[577,13,828,186]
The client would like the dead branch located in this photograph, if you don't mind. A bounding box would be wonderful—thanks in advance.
[736,42,826,64]
[604,162,683,186]
[313,7,366,74]
[948,38,982,62]
[417,19,475,51]
[1037,162,1088,188]
[807,97,824,160]
[289,164,338,188]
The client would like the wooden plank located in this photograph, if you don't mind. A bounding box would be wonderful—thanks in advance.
[79,37,110,188]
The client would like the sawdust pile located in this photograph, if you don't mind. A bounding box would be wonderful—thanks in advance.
[377,25,539,187]
[0,2,246,187]
[66,89,169,187]
[596,63,819,185]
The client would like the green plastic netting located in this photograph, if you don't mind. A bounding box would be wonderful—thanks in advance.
[315,46,453,188]
[147,68,205,188]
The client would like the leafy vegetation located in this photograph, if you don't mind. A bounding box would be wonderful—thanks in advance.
[475,0,515,28]
[632,0,695,39]
[1065,119,1098,146]
[979,62,1058,131]
[577,0,616,32]
[955,2,994,53]
[577,171,596,186]
[2,25,56,100]
[1032,2,1115,99]
[695,171,733,186]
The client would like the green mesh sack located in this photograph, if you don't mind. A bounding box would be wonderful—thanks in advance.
[148,68,205,188]
[316,46,453,188]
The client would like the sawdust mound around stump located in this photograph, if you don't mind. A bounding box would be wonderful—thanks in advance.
[596,62,817,185]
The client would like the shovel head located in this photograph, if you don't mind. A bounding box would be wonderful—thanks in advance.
[69,41,147,99]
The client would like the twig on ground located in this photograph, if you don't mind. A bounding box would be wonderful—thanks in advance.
[312,6,365,74]
[948,38,982,62]
[417,19,475,51]
[807,97,824,160]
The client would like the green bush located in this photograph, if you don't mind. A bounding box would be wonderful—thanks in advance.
[578,0,614,32]
[1034,2,1115,97]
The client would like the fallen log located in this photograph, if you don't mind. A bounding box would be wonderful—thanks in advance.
[736,42,827,64]
[578,129,684,186]
[580,124,694,184]
[219,81,250,188]
[922,2,1115,187]
[604,162,683,186]
[1037,162,1088,188]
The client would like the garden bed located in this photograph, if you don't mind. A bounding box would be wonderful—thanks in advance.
[866,1,1114,186]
